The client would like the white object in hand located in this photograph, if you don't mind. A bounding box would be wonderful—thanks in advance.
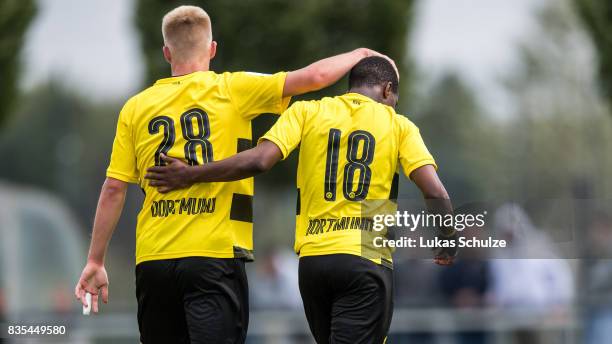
[83,292,92,315]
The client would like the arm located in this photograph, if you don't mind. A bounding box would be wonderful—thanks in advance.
[411,164,453,229]
[283,48,397,97]
[410,165,457,265]
[74,177,127,312]
[146,140,283,193]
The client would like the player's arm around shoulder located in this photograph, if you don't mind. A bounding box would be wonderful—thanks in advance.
[282,48,397,97]
[225,49,394,119]
[144,101,312,193]
[146,140,283,193]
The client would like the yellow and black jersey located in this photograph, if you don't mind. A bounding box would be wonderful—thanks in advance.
[260,93,435,266]
[107,71,290,264]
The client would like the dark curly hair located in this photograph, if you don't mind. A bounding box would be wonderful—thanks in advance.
[348,56,399,94]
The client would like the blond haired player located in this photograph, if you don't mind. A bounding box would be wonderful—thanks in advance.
[74,5,393,343]
[146,56,457,343]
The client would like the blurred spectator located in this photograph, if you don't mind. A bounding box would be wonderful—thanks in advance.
[583,210,612,344]
[0,287,4,344]
[488,203,574,343]
[438,203,492,344]
[249,248,302,310]
[489,203,574,308]
[394,259,442,307]
[584,209,612,259]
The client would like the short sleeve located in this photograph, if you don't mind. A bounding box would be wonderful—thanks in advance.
[258,101,308,159]
[397,116,437,179]
[106,98,138,183]
[228,71,291,120]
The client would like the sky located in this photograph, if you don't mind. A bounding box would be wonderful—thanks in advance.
[412,0,547,107]
[22,0,143,99]
[21,0,549,110]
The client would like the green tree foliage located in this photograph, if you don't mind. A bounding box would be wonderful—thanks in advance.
[503,1,612,200]
[413,73,495,203]
[574,0,612,108]
[134,0,414,185]
[135,0,413,89]
[0,0,36,126]
[0,83,114,206]
[408,1,612,205]
[0,83,142,251]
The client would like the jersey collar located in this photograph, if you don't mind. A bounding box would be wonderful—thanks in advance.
[155,71,209,85]
[343,92,376,104]
[343,92,399,113]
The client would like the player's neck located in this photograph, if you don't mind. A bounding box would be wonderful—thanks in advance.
[348,87,383,103]
[171,59,210,77]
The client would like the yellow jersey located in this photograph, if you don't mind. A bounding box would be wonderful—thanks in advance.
[260,93,436,267]
[107,71,290,264]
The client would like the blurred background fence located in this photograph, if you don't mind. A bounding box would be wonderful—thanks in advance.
[2,0,612,343]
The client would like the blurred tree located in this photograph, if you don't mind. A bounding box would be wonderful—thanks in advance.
[503,1,612,199]
[0,82,141,254]
[0,83,146,305]
[0,81,116,212]
[135,0,413,88]
[405,0,612,205]
[134,0,415,185]
[0,0,36,127]
[414,73,495,203]
[574,0,612,109]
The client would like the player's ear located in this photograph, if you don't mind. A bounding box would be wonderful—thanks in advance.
[383,82,393,100]
[209,41,217,60]
[162,46,172,64]
[383,82,398,108]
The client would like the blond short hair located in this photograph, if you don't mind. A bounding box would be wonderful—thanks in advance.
[162,6,212,62]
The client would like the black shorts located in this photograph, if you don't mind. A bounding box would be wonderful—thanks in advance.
[298,254,394,344]
[135,257,249,344]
